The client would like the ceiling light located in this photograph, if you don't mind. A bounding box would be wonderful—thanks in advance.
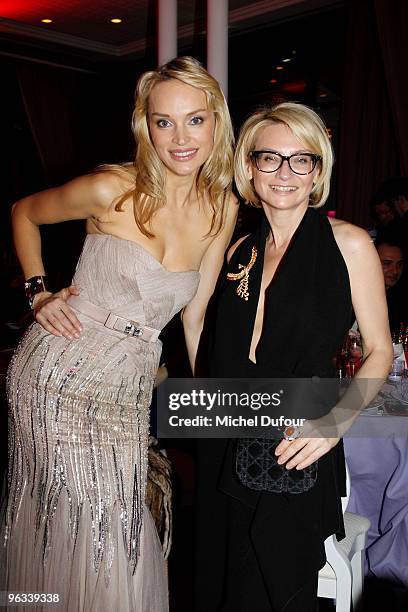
[282,58,291,63]
[41,19,52,24]
[276,66,284,71]
[111,18,122,24]
[319,93,328,98]
[270,79,278,84]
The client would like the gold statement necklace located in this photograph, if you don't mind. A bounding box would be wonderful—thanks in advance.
[226,245,258,301]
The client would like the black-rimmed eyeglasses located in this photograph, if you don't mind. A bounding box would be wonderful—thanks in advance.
[250,150,321,175]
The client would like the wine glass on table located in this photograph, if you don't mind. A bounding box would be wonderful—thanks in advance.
[346,332,363,377]
[389,339,404,381]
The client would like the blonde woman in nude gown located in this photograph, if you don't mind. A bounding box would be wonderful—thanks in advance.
[2,57,237,611]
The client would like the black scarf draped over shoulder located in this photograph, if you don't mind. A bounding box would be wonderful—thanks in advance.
[209,207,352,380]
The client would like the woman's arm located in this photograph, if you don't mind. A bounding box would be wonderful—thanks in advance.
[11,172,117,338]
[275,222,393,469]
[182,196,238,372]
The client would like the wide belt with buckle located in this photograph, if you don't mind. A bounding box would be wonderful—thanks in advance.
[67,295,160,343]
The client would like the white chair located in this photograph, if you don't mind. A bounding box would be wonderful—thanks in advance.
[317,464,370,612]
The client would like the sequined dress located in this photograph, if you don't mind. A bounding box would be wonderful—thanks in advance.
[2,234,200,611]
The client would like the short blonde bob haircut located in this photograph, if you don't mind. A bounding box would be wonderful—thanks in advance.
[234,102,333,208]
[113,56,234,237]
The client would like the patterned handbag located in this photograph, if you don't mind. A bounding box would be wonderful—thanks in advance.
[235,437,318,494]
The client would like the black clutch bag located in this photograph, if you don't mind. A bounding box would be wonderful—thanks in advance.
[235,437,318,494]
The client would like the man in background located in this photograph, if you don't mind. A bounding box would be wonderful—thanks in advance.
[376,237,407,333]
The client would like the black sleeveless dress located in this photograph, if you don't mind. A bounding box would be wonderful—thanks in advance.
[194,208,352,611]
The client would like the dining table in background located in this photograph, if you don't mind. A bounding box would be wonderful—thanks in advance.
[344,378,408,587]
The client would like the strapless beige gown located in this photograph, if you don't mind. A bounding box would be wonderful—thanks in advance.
[2,234,199,611]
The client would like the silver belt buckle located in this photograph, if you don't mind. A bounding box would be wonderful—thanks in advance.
[124,321,143,337]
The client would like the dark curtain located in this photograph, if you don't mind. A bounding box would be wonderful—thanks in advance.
[16,62,86,289]
[336,0,406,227]
[17,62,77,184]
[374,0,408,174]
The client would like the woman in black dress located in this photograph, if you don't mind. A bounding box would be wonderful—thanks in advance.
[193,103,392,611]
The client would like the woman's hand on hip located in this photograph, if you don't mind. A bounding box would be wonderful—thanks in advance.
[33,285,82,339]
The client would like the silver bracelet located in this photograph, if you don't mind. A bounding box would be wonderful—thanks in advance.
[24,275,48,309]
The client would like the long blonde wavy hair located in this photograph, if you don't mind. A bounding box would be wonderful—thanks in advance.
[112,56,234,237]
[234,102,333,208]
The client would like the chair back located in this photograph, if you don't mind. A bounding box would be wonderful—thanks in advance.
[341,460,351,513]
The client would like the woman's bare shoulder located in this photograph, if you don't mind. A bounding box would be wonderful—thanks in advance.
[92,165,134,193]
[224,192,239,227]
[329,217,374,257]
[88,166,135,212]
[228,192,239,208]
